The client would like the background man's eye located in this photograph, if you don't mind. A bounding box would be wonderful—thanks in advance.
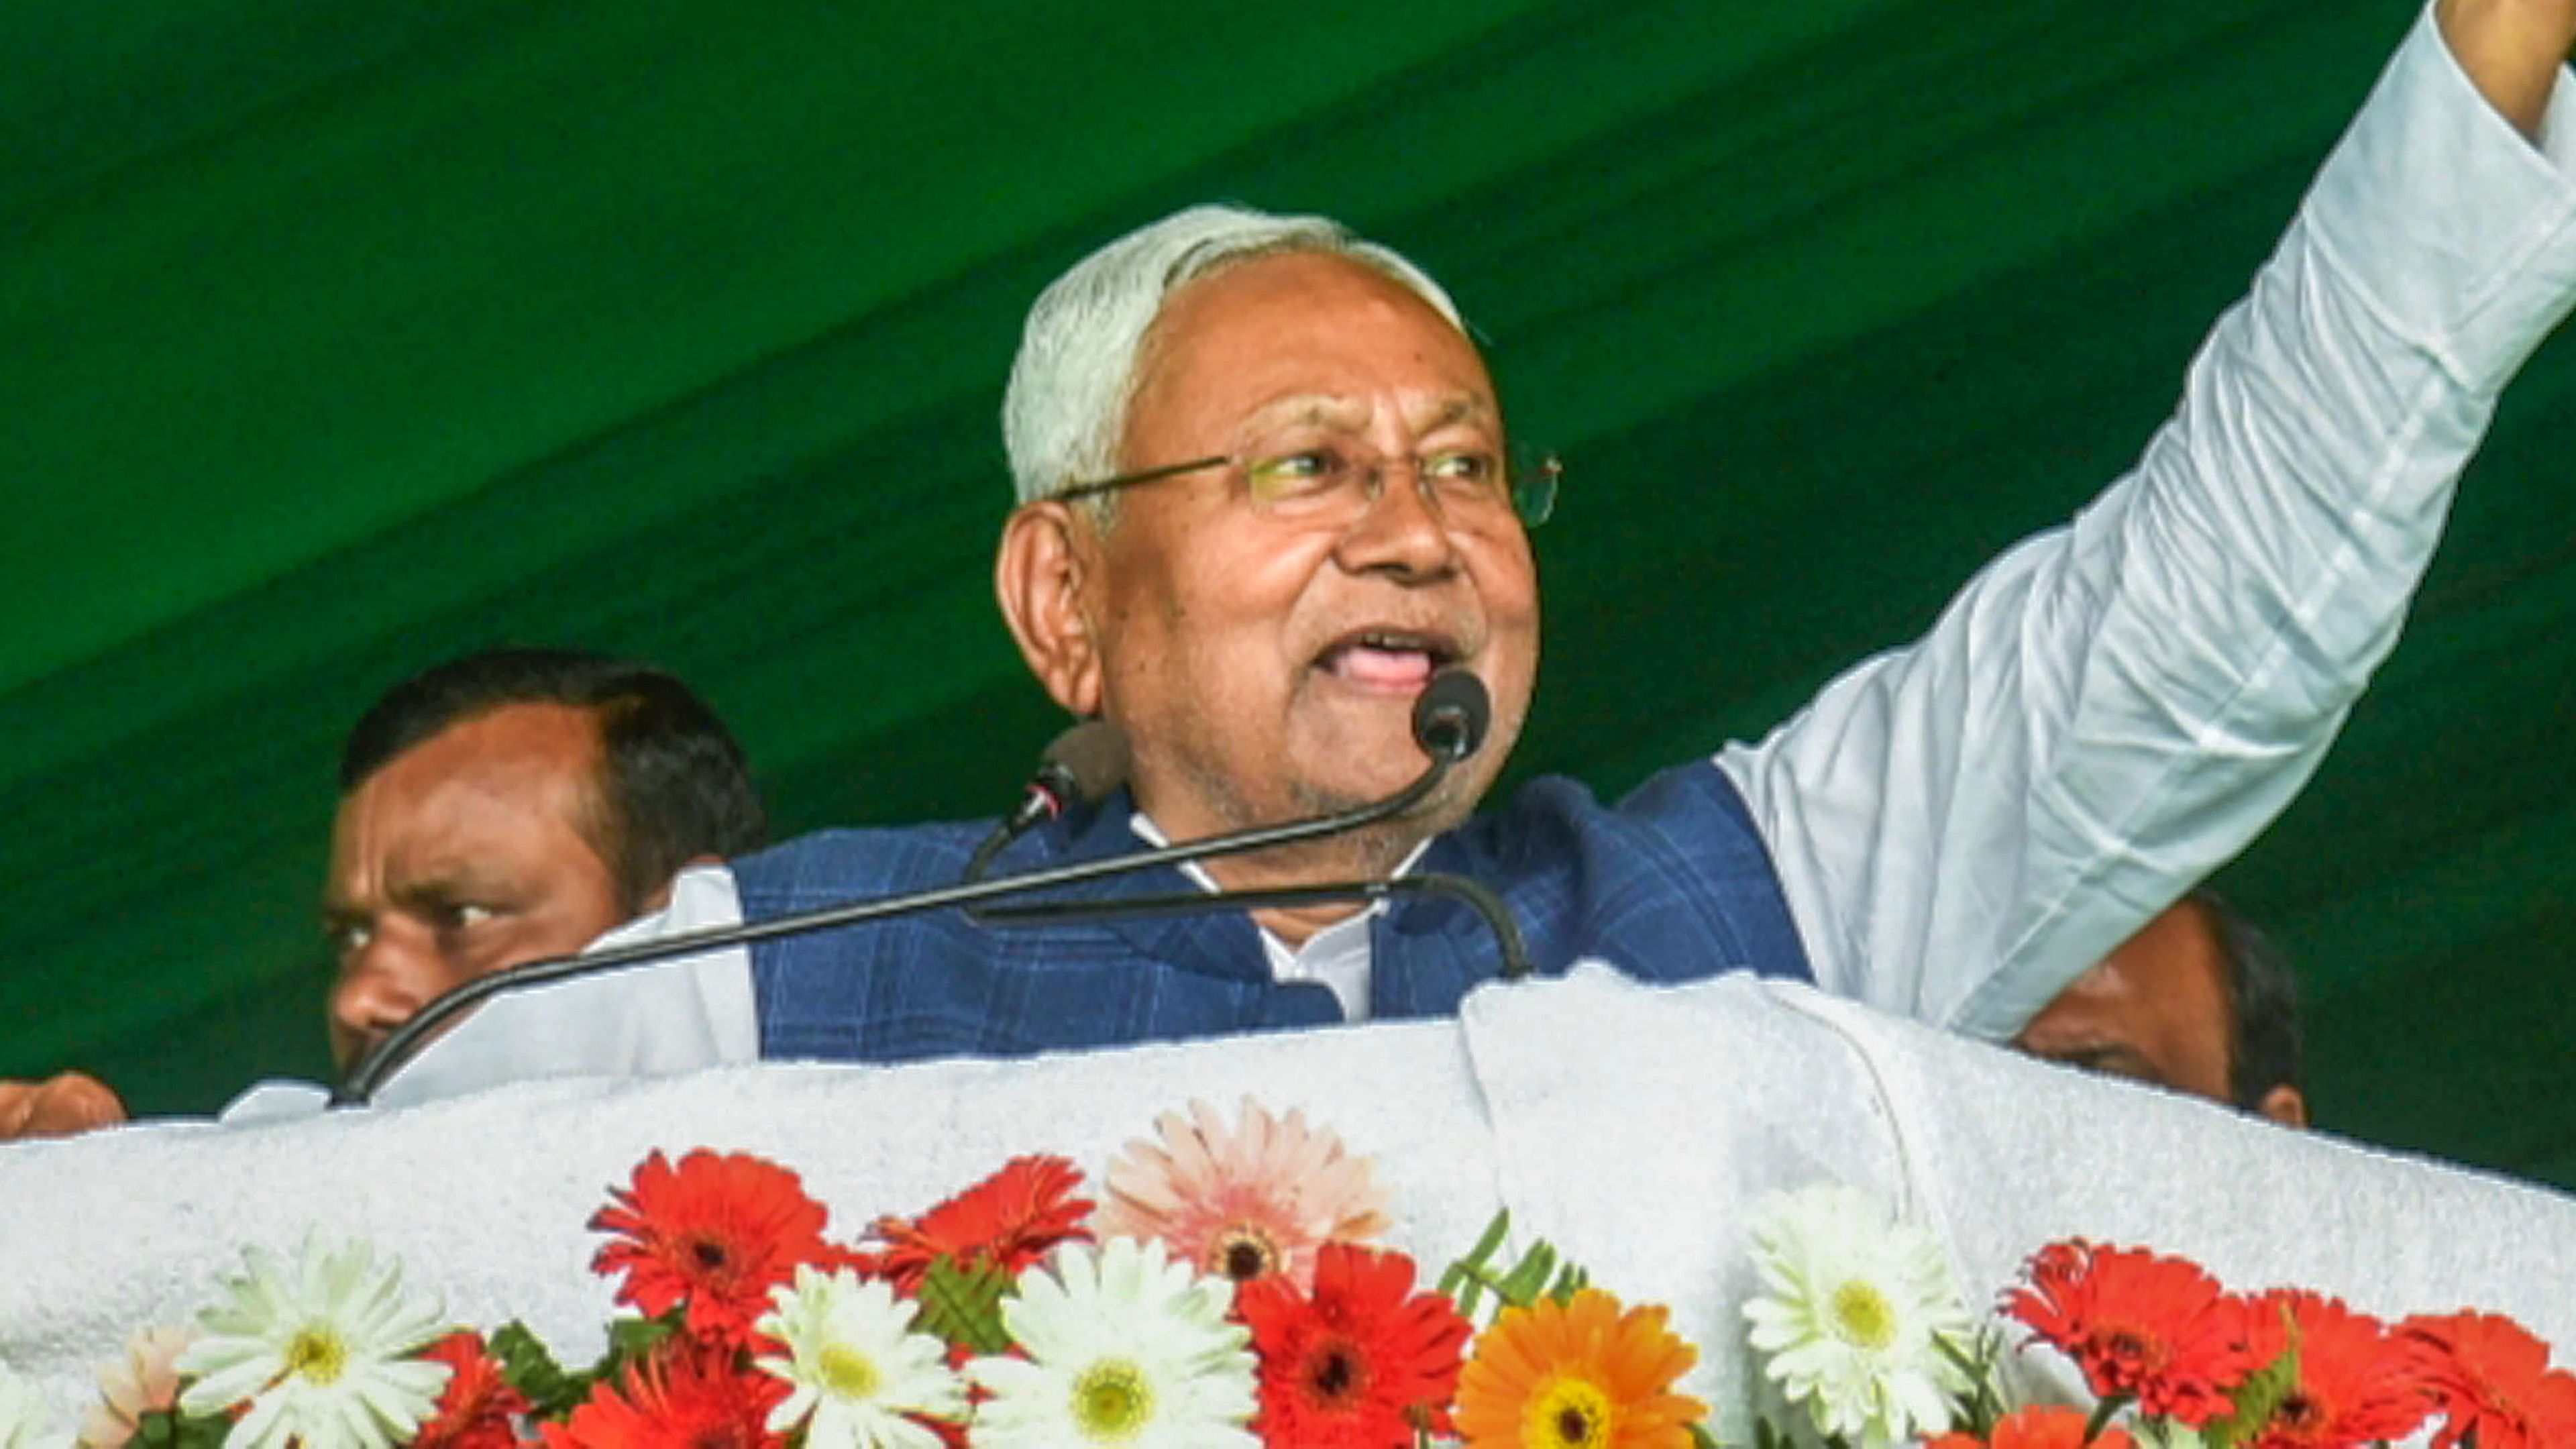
[443,904,496,930]
[328,924,371,958]
[1426,451,1496,480]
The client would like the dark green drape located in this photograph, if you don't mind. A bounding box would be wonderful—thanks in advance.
[6,0,2571,1185]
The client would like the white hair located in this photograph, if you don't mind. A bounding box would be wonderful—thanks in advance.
[1002,203,1469,506]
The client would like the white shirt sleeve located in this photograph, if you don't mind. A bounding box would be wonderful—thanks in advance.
[1717,5,2576,1039]
[365,862,759,1107]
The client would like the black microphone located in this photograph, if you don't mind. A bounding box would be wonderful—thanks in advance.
[1412,665,1489,763]
[964,722,1130,882]
[333,670,1499,1106]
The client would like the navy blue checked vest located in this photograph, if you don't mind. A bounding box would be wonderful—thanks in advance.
[733,761,1811,1063]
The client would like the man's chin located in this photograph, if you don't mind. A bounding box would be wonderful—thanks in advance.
[1289,752,1487,826]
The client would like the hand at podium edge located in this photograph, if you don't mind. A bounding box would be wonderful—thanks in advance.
[0,1071,129,1141]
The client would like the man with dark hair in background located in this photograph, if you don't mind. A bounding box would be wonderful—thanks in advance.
[2015,889,2310,1127]
[0,647,767,1137]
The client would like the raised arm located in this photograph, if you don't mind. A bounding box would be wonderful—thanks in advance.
[1719,3,2576,1038]
[2441,0,2576,136]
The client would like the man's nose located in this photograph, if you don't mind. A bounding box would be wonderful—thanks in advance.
[1334,460,1460,578]
[327,940,437,1065]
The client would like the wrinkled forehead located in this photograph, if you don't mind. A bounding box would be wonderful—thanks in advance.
[1129,251,1501,442]
[327,705,609,882]
[1234,390,1502,439]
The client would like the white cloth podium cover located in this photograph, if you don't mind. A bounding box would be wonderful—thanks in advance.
[3,970,2570,1441]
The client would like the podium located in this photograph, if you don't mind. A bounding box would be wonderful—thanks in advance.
[5,969,2569,1440]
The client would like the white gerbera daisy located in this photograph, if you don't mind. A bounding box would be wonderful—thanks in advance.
[1742,1185,1974,1449]
[967,1236,1257,1448]
[175,1236,451,1449]
[753,1265,965,1449]
[0,1358,74,1449]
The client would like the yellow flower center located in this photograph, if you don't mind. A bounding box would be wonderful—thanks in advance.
[1525,1374,1615,1448]
[1071,1359,1155,1442]
[1207,1224,1281,1283]
[283,1327,347,1387]
[1831,1279,1898,1350]
[817,1344,880,1401]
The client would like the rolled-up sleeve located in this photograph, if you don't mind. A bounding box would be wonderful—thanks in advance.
[1717,2,2576,1038]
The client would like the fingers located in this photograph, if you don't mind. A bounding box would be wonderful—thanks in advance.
[0,1071,130,1140]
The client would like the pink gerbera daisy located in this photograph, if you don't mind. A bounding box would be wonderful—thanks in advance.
[78,1326,193,1449]
[1095,1097,1387,1289]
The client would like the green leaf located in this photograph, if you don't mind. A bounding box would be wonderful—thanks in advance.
[2082,1393,2135,1448]
[559,1309,684,1404]
[1437,1212,1598,1324]
[1934,1328,2006,1436]
[1438,1209,1514,1320]
[131,1408,229,1449]
[1497,1239,1558,1306]
[1544,1258,1591,1305]
[490,1319,593,1417]
[2203,1340,2300,1449]
[604,1312,682,1363]
[1688,1423,1726,1449]
[916,1254,1016,1355]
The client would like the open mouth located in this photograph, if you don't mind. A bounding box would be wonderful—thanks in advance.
[1313,628,1463,692]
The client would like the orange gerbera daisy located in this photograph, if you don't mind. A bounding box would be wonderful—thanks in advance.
[2002,1241,2253,1426]
[857,1153,1092,1292]
[541,1343,788,1449]
[2233,1290,2429,1449]
[1238,1242,1471,1446]
[1453,1289,1705,1449]
[1096,1098,1387,1289]
[411,1332,529,1449]
[590,1148,848,1348]
[2398,1310,2576,1449]
[1926,1404,2137,1449]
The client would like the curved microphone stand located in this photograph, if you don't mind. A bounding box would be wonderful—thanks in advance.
[332,696,1483,1098]
[969,872,1534,981]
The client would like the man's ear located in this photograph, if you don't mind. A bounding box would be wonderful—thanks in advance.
[637,853,727,916]
[996,501,1106,717]
[2255,1083,2311,1130]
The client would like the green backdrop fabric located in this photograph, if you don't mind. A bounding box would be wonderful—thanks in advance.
[6,0,2571,1185]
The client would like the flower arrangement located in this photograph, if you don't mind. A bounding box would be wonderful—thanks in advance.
[1740,1190,2576,1449]
[2,1103,2569,1449]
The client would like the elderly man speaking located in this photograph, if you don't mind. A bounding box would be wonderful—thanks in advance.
[383,0,2576,1097]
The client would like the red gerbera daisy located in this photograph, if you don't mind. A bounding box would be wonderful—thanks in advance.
[541,1344,788,1449]
[2233,1290,2429,1449]
[2396,1310,2576,1449]
[590,1148,848,1348]
[1236,1242,1470,1446]
[413,1332,531,1449]
[2002,1240,2255,1426]
[1926,1404,2137,1449]
[857,1154,1091,1292]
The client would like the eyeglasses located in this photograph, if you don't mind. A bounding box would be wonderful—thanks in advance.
[1052,443,1561,529]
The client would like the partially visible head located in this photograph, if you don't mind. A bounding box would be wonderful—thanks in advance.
[1003,203,1469,510]
[2015,890,2308,1126]
[996,207,1538,865]
[324,648,766,1066]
